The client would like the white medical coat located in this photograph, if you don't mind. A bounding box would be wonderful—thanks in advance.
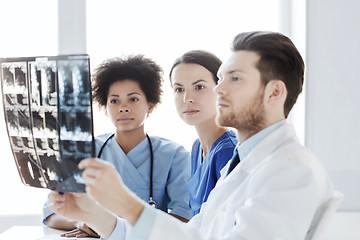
[131,123,334,240]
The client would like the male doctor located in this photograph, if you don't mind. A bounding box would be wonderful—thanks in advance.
[49,31,336,239]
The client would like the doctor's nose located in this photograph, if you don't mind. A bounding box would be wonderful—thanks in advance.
[119,106,130,113]
[183,92,194,104]
[214,80,226,96]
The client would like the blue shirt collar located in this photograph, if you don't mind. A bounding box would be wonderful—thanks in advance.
[236,119,286,160]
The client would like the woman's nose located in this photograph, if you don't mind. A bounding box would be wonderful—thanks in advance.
[183,92,194,104]
[119,105,130,112]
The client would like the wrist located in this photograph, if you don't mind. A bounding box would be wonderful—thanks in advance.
[70,220,78,229]
[87,206,117,238]
[117,191,145,225]
[46,214,78,230]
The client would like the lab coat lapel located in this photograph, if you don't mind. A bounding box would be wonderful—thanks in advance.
[200,124,306,236]
[216,123,297,188]
[239,123,297,175]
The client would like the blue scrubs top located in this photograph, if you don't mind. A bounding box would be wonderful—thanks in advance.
[187,130,237,216]
[43,134,192,222]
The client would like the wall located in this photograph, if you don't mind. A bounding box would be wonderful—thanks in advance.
[306,0,360,211]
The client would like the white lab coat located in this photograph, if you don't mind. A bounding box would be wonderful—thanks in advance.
[146,123,334,240]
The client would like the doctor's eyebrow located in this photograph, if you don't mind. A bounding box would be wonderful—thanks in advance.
[218,69,246,78]
[108,92,141,97]
[192,79,206,85]
[173,79,207,87]
[127,92,141,96]
[173,82,183,87]
[227,69,246,75]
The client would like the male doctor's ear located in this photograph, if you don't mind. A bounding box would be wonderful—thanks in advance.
[264,80,287,105]
[263,80,288,119]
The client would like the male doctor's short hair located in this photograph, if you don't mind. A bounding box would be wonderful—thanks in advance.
[232,31,305,118]
[92,55,164,109]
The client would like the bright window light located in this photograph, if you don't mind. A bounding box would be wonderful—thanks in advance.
[0,0,286,216]
[87,0,282,151]
[0,0,57,215]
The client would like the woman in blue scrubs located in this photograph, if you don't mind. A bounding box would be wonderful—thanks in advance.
[170,50,237,216]
[43,55,191,237]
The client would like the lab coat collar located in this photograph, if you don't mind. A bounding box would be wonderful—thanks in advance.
[220,122,299,181]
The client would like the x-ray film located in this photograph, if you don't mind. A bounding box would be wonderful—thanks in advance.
[0,55,94,192]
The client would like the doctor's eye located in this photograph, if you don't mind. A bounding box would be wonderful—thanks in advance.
[231,75,242,82]
[174,87,184,93]
[109,99,118,104]
[195,85,205,91]
[129,97,139,102]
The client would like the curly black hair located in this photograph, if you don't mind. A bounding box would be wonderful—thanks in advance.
[92,55,163,109]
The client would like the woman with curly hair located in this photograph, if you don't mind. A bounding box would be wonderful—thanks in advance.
[43,55,191,238]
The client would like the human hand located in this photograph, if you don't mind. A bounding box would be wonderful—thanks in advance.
[60,222,100,238]
[78,158,126,213]
[79,158,145,225]
[48,191,100,224]
[48,191,118,238]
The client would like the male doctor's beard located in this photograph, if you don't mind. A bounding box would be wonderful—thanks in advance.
[217,92,266,141]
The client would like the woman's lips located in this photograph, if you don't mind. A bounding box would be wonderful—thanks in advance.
[183,109,200,115]
[117,117,134,122]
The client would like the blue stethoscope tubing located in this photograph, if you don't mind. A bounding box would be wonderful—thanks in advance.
[97,133,156,208]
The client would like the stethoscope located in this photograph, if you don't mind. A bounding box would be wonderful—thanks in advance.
[97,133,156,208]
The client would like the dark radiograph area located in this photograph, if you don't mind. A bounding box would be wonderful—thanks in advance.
[0,55,94,193]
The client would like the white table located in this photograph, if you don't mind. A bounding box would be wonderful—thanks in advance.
[0,226,98,240]
[1,212,360,239]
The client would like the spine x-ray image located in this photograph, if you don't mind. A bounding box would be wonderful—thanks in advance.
[0,55,94,193]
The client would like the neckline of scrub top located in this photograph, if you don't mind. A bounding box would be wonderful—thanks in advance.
[108,136,149,186]
[199,130,235,165]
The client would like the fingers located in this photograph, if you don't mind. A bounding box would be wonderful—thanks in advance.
[77,223,100,237]
[82,167,100,184]
[60,228,80,237]
[78,157,112,170]
[47,191,66,213]
[78,158,95,170]
[80,159,116,188]
[48,191,64,202]
[75,232,91,238]
[60,228,91,238]
[48,191,65,208]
